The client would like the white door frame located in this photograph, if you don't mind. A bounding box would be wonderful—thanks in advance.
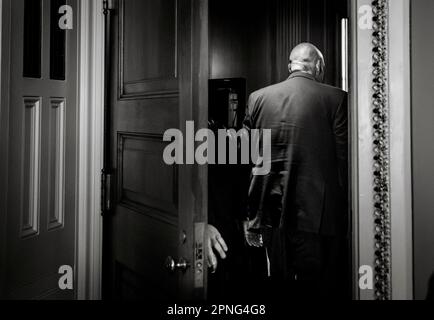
[75,0,105,300]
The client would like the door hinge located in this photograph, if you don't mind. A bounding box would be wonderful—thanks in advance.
[101,170,114,216]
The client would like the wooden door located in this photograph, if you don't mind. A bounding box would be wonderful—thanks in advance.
[103,0,208,301]
[2,0,78,299]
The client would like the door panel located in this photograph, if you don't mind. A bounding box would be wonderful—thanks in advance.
[104,0,207,300]
[4,0,78,299]
[117,133,178,221]
[121,0,177,88]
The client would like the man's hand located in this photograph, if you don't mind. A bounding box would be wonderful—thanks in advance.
[207,225,228,273]
[243,219,264,248]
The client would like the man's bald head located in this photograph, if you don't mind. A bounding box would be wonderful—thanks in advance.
[289,43,325,82]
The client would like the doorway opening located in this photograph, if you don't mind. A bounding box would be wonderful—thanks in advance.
[207,0,353,300]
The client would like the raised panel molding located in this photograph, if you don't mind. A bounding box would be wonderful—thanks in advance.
[117,133,178,225]
[48,98,66,231]
[21,97,42,239]
[118,0,179,99]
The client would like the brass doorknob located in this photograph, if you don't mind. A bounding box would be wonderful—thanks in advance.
[165,256,190,273]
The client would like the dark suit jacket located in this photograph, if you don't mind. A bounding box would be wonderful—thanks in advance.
[244,72,348,236]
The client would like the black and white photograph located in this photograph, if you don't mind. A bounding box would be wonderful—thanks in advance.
[0,0,433,312]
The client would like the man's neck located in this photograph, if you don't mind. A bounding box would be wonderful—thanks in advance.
[291,69,314,76]
[289,70,317,82]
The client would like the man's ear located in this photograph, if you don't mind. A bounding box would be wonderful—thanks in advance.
[315,60,321,75]
[315,60,325,82]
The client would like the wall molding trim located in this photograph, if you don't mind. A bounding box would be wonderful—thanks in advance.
[354,0,413,300]
[370,0,392,300]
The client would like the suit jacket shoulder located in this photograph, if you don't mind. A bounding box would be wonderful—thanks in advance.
[246,81,293,127]
[246,76,347,129]
[316,82,347,104]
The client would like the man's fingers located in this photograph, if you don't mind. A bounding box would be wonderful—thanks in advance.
[216,235,228,252]
[212,238,227,260]
[245,233,263,248]
[208,252,217,273]
[245,232,255,247]
[206,225,230,273]
[245,235,253,247]
[207,238,217,273]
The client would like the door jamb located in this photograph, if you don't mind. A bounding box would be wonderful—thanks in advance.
[75,0,105,300]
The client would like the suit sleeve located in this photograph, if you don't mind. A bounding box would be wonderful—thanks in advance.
[208,94,257,227]
[243,93,258,131]
[239,93,260,221]
[334,93,349,192]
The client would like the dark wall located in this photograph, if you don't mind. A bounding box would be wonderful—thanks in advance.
[272,0,346,86]
[209,0,273,95]
[411,0,434,300]
[209,0,347,97]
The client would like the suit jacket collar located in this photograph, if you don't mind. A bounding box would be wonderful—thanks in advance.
[288,71,316,82]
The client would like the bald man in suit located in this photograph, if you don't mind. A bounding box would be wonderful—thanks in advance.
[243,43,349,299]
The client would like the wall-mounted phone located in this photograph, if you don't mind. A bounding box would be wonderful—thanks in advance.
[209,78,246,130]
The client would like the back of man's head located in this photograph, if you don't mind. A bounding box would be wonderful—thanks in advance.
[289,43,325,82]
